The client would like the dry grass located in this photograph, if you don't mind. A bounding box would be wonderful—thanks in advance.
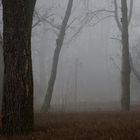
[0,110,140,140]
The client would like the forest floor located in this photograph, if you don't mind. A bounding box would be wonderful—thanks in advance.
[1,109,140,140]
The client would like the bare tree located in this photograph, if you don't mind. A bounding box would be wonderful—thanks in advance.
[41,0,74,112]
[39,2,118,111]
[113,0,133,110]
[2,0,36,135]
[120,0,130,111]
[0,33,3,111]
[105,0,134,110]
[81,0,133,110]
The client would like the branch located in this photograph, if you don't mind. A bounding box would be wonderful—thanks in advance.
[110,57,121,71]
[128,0,133,24]
[66,16,79,30]
[32,10,60,30]
[114,0,122,31]
[129,53,140,83]
[66,9,114,44]
[90,15,113,27]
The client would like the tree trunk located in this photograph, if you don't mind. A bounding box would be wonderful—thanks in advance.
[121,0,131,111]
[41,0,73,112]
[2,0,36,135]
[0,38,3,111]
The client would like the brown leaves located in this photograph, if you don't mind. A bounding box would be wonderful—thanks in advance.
[1,111,140,140]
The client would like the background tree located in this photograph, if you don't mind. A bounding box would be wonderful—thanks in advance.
[95,0,133,110]
[120,0,130,111]
[39,0,118,111]
[113,0,133,110]
[41,0,74,111]
[2,0,36,135]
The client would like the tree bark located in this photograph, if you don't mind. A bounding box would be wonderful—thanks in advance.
[121,0,131,111]
[129,54,140,83]
[0,37,3,111]
[2,0,36,135]
[41,0,73,112]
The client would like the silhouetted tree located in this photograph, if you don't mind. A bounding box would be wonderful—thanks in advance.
[120,0,130,111]
[42,0,74,111]
[2,0,36,135]
[113,0,133,110]
[0,34,3,111]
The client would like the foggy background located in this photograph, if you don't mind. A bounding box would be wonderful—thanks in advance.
[13,0,140,109]
[32,0,140,109]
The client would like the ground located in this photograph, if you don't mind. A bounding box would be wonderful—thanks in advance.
[1,110,140,140]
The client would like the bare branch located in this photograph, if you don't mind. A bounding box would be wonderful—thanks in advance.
[66,16,79,30]
[90,15,113,27]
[110,57,121,71]
[110,37,121,42]
[129,53,140,83]
[114,0,122,31]
[32,9,60,30]
[128,0,133,24]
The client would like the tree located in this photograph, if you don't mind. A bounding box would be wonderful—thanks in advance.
[32,8,59,105]
[0,6,48,109]
[38,0,118,111]
[2,0,36,135]
[41,0,74,111]
[84,0,132,110]
[0,33,3,111]
[0,2,3,111]
[106,0,133,110]
[120,0,130,111]
[112,0,133,110]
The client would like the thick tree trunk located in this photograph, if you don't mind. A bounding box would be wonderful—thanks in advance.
[0,38,3,111]
[41,0,73,112]
[2,0,36,135]
[121,0,131,111]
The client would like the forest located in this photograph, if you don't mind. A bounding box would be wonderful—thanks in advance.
[0,0,140,139]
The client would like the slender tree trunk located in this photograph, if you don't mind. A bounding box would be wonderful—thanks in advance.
[121,0,131,111]
[41,0,73,112]
[2,0,36,135]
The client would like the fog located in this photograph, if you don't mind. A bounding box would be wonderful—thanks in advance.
[3,0,140,137]
[1,0,139,111]
[13,0,133,112]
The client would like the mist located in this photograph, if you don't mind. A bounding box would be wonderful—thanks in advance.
[29,0,140,111]
[1,0,140,138]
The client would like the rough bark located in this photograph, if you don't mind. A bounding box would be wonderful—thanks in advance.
[41,0,73,111]
[121,0,131,111]
[2,0,36,135]
[0,36,3,111]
